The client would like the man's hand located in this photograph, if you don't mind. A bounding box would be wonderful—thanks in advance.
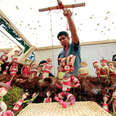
[63,9,72,17]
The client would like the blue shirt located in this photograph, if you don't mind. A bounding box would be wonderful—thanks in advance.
[58,41,81,76]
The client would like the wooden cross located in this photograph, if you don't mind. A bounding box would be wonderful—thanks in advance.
[39,0,85,12]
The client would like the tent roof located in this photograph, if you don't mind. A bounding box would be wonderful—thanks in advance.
[0,0,116,48]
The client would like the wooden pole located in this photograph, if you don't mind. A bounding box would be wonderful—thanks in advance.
[39,0,85,12]
[39,3,85,12]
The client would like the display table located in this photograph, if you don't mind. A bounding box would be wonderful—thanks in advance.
[17,101,111,116]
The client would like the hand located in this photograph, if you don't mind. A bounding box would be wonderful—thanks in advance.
[63,9,72,17]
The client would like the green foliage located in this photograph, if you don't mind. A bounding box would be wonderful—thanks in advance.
[3,86,24,110]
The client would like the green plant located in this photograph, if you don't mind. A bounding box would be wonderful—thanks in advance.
[3,86,24,110]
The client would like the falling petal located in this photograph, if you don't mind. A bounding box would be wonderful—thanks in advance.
[27,24,30,26]
[106,11,110,14]
[104,16,108,20]
[16,6,19,10]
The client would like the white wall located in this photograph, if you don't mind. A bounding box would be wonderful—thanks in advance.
[36,43,116,76]
[81,43,116,76]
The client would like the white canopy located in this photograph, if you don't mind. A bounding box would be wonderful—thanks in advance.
[0,0,116,48]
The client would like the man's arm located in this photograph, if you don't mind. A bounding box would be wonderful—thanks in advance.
[63,9,79,44]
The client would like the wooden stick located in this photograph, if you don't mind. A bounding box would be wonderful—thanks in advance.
[39,3,85,12]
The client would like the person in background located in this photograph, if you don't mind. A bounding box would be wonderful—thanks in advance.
[112,54,116,68]
[57,9,81,76]
[38,60,54,78]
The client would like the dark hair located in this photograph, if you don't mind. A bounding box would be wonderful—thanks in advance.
[112,54,116,61]
[57,31,69,40]
[39,60,47,65]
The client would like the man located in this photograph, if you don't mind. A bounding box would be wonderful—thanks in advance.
[112,54,116,68]
[57,9,81,76]
[38,60,54,77]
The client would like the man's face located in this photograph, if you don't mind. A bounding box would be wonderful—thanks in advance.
[39,63,44,72]
[59,35,69,47]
